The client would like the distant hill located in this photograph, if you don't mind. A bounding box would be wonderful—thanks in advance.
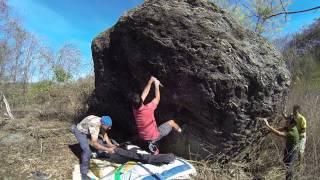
[290,18,320,55]
[283,18,320,90]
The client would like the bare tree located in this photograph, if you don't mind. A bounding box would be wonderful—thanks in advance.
[210,0,290,35]
[55,43,81,78]
[0,0,8,23]
[0,41,9,81]
[211,0,320,37]
[0,0,9,82]
[20,34,41,94]
[9,20,28,83]
[39,43,82,82]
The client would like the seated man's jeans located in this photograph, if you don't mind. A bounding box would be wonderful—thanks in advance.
[71,125,92,176]
[71,125,111,177]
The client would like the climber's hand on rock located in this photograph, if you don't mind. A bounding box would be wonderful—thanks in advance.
[282,111,288,119]
[263,118,269,127]
[154,79,161,86]
[150,76,157,82]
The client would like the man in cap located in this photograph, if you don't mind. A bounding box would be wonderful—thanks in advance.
[71,115,117,179]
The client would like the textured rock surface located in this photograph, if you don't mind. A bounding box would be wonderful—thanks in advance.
[89,0,291,161]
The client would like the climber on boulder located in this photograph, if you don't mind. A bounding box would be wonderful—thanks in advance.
[130,76,182,154]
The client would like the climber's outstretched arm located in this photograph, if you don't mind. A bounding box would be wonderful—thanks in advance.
[141,76,156,102]
[152,79,161,105]
[263,118,287,137]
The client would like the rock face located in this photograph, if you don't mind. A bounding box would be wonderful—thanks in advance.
[90,0,290,161]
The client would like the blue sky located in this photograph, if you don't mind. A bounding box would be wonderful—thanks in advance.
[279,0,320,36]
[7,0,320,77]
[8,0,144,76]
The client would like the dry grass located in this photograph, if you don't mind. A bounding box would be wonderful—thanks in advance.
[34,77,94,122]
[191,160,252,179]
[0,77,94,179]
[246,85,320,179]
[0,117,79,179]
[0,76,94,122]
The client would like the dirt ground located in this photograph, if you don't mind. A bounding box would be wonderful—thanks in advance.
[0,113,80,179]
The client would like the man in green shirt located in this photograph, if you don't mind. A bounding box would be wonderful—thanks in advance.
[283,105,307,160]
[263,116,299,180]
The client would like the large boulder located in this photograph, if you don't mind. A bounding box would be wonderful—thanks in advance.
[89,0,290,162]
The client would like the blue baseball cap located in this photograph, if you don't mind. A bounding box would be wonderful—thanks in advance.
[101,116,112,126]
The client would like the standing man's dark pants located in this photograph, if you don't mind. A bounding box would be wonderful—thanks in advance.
[71,125,92,177]
[284,149,298,180]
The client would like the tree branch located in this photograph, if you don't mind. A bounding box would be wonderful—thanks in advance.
[279,0,287,21]
[264,6,320,20]
[279,0,287,12]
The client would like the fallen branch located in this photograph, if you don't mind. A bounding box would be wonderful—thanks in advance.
[1,92,14,119]
[40,138,43,154]
[264,6,320,20]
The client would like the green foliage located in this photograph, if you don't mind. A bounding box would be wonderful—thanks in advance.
[211,0,290,36]
[53,66,72,83]
[255,2,273,17]
[255,23,265,34]
[210,0,252,27]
